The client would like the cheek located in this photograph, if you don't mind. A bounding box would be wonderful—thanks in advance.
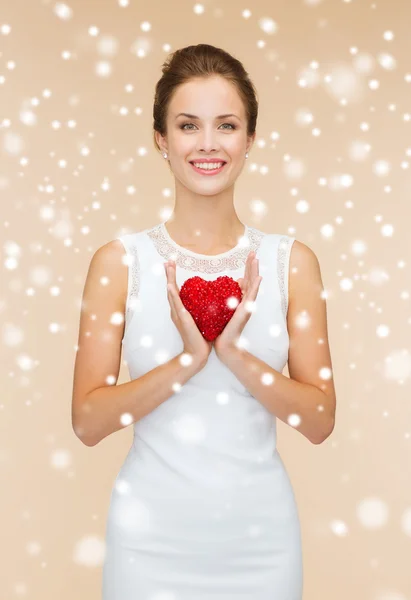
[175,138,194,155]
[225,138,246,154]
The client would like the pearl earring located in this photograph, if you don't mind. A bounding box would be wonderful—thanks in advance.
[245,152,249,159]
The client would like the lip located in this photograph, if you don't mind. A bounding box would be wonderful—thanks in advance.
[189,159,227,163]
[189,161,227,176]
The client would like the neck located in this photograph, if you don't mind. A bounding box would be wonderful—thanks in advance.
[164,213,245,254]
[166,179,246,248]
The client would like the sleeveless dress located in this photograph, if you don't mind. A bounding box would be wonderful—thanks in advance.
[102,221,303,600]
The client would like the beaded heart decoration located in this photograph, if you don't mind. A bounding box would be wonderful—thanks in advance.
[179,276,243,342]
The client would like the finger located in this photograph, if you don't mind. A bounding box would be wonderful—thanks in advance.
[167,262,179,302]
[249,254,258,283]
[170,261,184,302]
[237,277,244,293]
[168,260,176,286]
[242,253,251,291]
[164,261,170,285]
[167,282,178,321]
[167,264,188,319]
[165,263,180,321]
[253,257,259,279]
[250,275,263,299]
[243,271,262,304]
[245,251,253,281]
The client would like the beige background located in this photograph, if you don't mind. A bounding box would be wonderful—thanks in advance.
[2,0,411,598]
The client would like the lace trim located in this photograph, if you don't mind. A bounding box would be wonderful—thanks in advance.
[121,228,293,334]
[278,236,294,320]
[117,237,141,326]
[146,223,265,274]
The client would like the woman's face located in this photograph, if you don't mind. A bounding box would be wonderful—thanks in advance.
[157,76,255,194]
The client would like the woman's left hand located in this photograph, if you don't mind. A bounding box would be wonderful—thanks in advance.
[213,250,262,357]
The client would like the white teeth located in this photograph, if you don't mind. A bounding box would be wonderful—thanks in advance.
[192,162,224,170]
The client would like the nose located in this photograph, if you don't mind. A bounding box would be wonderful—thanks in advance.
[196,127,220,154]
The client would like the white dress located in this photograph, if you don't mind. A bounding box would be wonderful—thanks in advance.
[102,221,303,600]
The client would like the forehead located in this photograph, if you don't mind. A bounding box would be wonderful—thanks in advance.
[169,76,244,118]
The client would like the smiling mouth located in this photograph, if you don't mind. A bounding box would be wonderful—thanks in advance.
[189,162,227,175]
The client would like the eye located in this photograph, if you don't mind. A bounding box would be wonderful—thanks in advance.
[180,122,236,131]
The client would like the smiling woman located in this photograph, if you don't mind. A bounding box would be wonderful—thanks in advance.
[153,44,258,181]
[85,43,310,600]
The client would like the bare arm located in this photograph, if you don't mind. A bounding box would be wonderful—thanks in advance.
[213,240,336,445]
[75,353,204,447]
[71,239,205,447]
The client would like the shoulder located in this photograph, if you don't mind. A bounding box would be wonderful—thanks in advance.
[269,233,318,270]
[92,238,128,268]
[95,230,146,263]
[79,240,129,316]
[289,238,320,269]
[85,240,130,303]
[288,239,323,306]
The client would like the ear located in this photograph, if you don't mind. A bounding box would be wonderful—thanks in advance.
[155,130,167,154]
[247,132,257,153]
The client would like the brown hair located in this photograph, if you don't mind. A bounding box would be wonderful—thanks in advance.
[152,44,259,158]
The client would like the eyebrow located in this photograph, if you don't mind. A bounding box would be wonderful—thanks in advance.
[175,112,240,121]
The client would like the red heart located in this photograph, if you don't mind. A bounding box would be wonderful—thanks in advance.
[179,276,243,342]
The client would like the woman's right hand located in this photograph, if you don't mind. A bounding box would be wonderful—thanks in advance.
[164,260,213,367]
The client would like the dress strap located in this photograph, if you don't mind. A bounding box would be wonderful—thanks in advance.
[277,236,296,320]
[116,234,141,335]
